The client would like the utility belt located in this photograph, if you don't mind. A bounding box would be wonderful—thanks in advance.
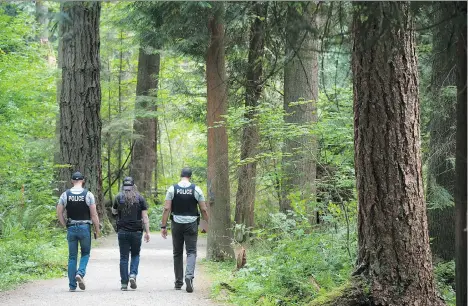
[170,213,200,225]
[67,218,92,228]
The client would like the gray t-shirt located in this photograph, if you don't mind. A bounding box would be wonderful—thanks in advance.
[165,181,205,224]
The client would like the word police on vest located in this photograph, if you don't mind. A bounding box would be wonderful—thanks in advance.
[68,195,85,202]
[176,188,193,195]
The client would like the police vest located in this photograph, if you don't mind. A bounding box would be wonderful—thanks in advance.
[66,189,90,221]
[172,184,199,216]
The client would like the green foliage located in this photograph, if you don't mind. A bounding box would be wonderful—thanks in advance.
[207,212,357,305]
[434,261,455,306]
[0,229,67,291]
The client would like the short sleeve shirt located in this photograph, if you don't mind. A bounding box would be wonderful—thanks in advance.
[112,193,148,231]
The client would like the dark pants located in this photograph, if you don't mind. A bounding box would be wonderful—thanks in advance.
[171,221,198,287]
[118,230,142,285]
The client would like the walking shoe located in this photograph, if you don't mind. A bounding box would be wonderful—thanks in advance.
[129,275,137,289]
[69,288,76,292]
[185,277,193,293]
[121,284,128,291]
[75,274,85,290]
[175,285,182,290]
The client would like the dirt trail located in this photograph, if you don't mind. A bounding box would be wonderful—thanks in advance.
[0,233,219,306]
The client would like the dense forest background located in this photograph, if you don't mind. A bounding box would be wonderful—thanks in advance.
[0,1,466,306]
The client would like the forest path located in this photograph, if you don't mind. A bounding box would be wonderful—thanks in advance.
[0,233,219,306]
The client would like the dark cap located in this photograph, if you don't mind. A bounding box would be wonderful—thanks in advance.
[123,177,134,190]
[180,167,192,178]
[71,172,84,180]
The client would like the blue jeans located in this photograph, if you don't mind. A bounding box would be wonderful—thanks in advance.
[118,230,142,285]
[67,224,91,290]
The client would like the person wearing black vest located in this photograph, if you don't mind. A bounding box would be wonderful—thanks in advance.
[161,167,209,293]
[112,177,150,291]
[56,171,100,292]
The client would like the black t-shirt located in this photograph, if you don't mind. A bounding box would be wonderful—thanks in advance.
[112,193,148,232]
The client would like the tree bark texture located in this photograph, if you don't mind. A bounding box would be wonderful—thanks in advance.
[427,1,457,261]
[352,2,443,305]
[58,2,105,219]
[281,3,319,219]
[206,3,234,260]
[454,2,467,305]
[129,48,159,197]
[234,2,268,229]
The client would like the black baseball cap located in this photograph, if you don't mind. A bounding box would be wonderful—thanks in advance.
[180,167,192,178]
[123,177,134,190]
[71,171,84,180]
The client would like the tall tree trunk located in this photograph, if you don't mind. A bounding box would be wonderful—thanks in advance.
[206,2,233,261]
[117,31,123,188]
[455,2,467,305]
[281,3,319,221]
[106,58,113,204]
[54,7,64,196]
[427,1,457,261]
[352,2,443,305]
[129,47,159,197]
[234,2,268,229]
[58,2,105,220]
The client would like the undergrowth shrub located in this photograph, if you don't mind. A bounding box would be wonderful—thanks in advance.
[207,211,357,306]
[434,260,455,306]
[0,229,67,291]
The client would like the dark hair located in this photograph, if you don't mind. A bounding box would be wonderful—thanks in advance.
[180,167,192,178]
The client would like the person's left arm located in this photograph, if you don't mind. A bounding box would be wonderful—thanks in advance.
[56,193,67,227]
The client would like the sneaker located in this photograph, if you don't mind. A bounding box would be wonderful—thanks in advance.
[129,275,137,289]
[69,288,76,292]
[75,274,85,290]
[185,277,193,293]
[121,284,128,291]
[175,285,182,290]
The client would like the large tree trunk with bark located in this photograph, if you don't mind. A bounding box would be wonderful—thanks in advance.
[206,3,234,261]
[454,2,467,305]
[129,47,159,197]
[58,2,105,220]
[351,2,444,305]
[426,1,457,261]
[280,3,319,220]
[234,2,268,229]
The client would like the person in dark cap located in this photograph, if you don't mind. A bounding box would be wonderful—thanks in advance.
[161,167,209,293]
[56,171,100,292]
[112,176,150,291]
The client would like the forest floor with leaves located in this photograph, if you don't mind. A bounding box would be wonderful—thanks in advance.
[0,233,219,306]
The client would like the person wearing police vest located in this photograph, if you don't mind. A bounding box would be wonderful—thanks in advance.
[56,171,100,292]
[161,167,209,293]
[112,177,150,291]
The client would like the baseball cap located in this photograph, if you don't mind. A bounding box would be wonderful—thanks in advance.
[180,167,192,178]
[123,177,134,190]
[71,171,84,180]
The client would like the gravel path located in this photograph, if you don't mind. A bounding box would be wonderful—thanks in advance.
[0,233,219,306]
